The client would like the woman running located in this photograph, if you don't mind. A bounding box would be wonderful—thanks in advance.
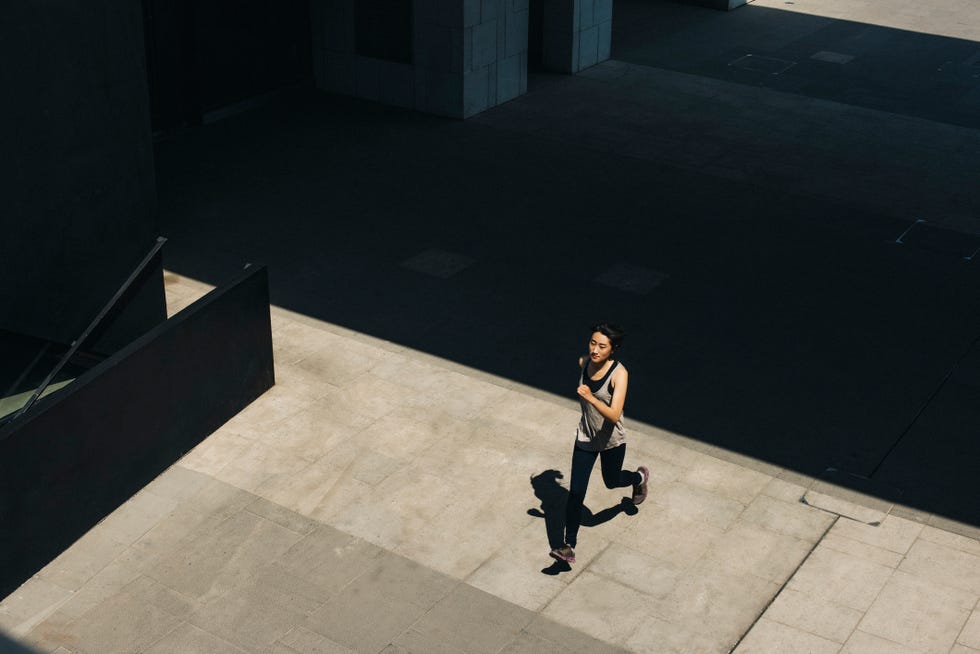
[550,323,649,564]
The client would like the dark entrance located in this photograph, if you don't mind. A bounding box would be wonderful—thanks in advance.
[141,0,313,131]
[528,0,544,69]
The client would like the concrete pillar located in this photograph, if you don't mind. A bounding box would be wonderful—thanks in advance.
[312,0,529,119]
[542,0,612,73]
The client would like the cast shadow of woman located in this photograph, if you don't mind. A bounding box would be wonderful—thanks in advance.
[528,469,637,575]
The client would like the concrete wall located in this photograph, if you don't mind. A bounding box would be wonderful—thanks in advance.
[0,1,166,350]
[0,265,275,598]
[455,0,530,117]
[312,0,529,118]
[542,0,612,73]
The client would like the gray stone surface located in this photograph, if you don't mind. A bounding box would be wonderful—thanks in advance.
[144,623,247,654]
[736,513,980,652]
[858,571,974,653]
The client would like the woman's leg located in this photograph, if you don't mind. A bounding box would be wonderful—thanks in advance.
[564,446,599,548]
[598,444,642,489]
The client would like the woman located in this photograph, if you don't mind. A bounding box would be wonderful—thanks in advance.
[550,323,649,564]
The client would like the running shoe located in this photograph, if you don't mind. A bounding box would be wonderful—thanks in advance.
[632,465,650,505]
[550,544,576,563]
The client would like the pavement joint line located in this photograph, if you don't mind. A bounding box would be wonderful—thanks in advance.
[852,565,907,651]
[894,218,926,244]
[540,539,618,618]
[953,616,973,653]
[727,515,840,653]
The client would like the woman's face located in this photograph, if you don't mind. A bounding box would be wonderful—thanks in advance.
[588,332,614,364]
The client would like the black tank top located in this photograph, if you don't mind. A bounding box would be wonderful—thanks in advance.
[583,360,619,394]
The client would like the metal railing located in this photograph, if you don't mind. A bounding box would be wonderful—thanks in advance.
[2,236,167,426]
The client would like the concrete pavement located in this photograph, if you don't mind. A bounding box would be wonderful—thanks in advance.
[1,274,979,653]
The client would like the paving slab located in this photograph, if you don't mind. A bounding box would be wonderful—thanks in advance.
[960,611,980,650]
[760,587,864,645]
[734,618,842,654]
[857,571,974,654]
[737,510,980,653]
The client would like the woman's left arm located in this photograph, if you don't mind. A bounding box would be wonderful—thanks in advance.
[577,366,628,422]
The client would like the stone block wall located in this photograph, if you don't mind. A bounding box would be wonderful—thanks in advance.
[313,0,418,109]
[312,0,529,118]
[457,0,529,117]
[542,0,612,73]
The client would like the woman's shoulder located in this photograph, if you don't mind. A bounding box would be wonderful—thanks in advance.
[611,361,628,381]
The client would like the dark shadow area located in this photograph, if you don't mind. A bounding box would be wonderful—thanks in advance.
[613,0,980,129]
[0,3,165,353]
[0,266,274,598]
[154,2,980,532]
[142,0,313,130]
[0,631,42,654]
[529,470,637,572]
[541,560,572,575]
[529,470,568,550]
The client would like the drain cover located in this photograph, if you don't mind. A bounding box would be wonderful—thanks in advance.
[729,54,796,75]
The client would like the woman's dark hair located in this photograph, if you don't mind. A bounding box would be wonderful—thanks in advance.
[591,323,625,350]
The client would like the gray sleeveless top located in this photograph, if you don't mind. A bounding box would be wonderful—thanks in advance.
[575,360,627,451]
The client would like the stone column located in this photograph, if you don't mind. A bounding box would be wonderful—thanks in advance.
[542,0,612,73]
[312,0,529,119]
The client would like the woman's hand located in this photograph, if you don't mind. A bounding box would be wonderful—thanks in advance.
[578,367,628,423]
[576,384,595,404]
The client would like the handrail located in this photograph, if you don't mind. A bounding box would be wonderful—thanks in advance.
[5,236,167,423]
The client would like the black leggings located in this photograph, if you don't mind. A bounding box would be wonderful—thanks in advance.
[564,443,639,547]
